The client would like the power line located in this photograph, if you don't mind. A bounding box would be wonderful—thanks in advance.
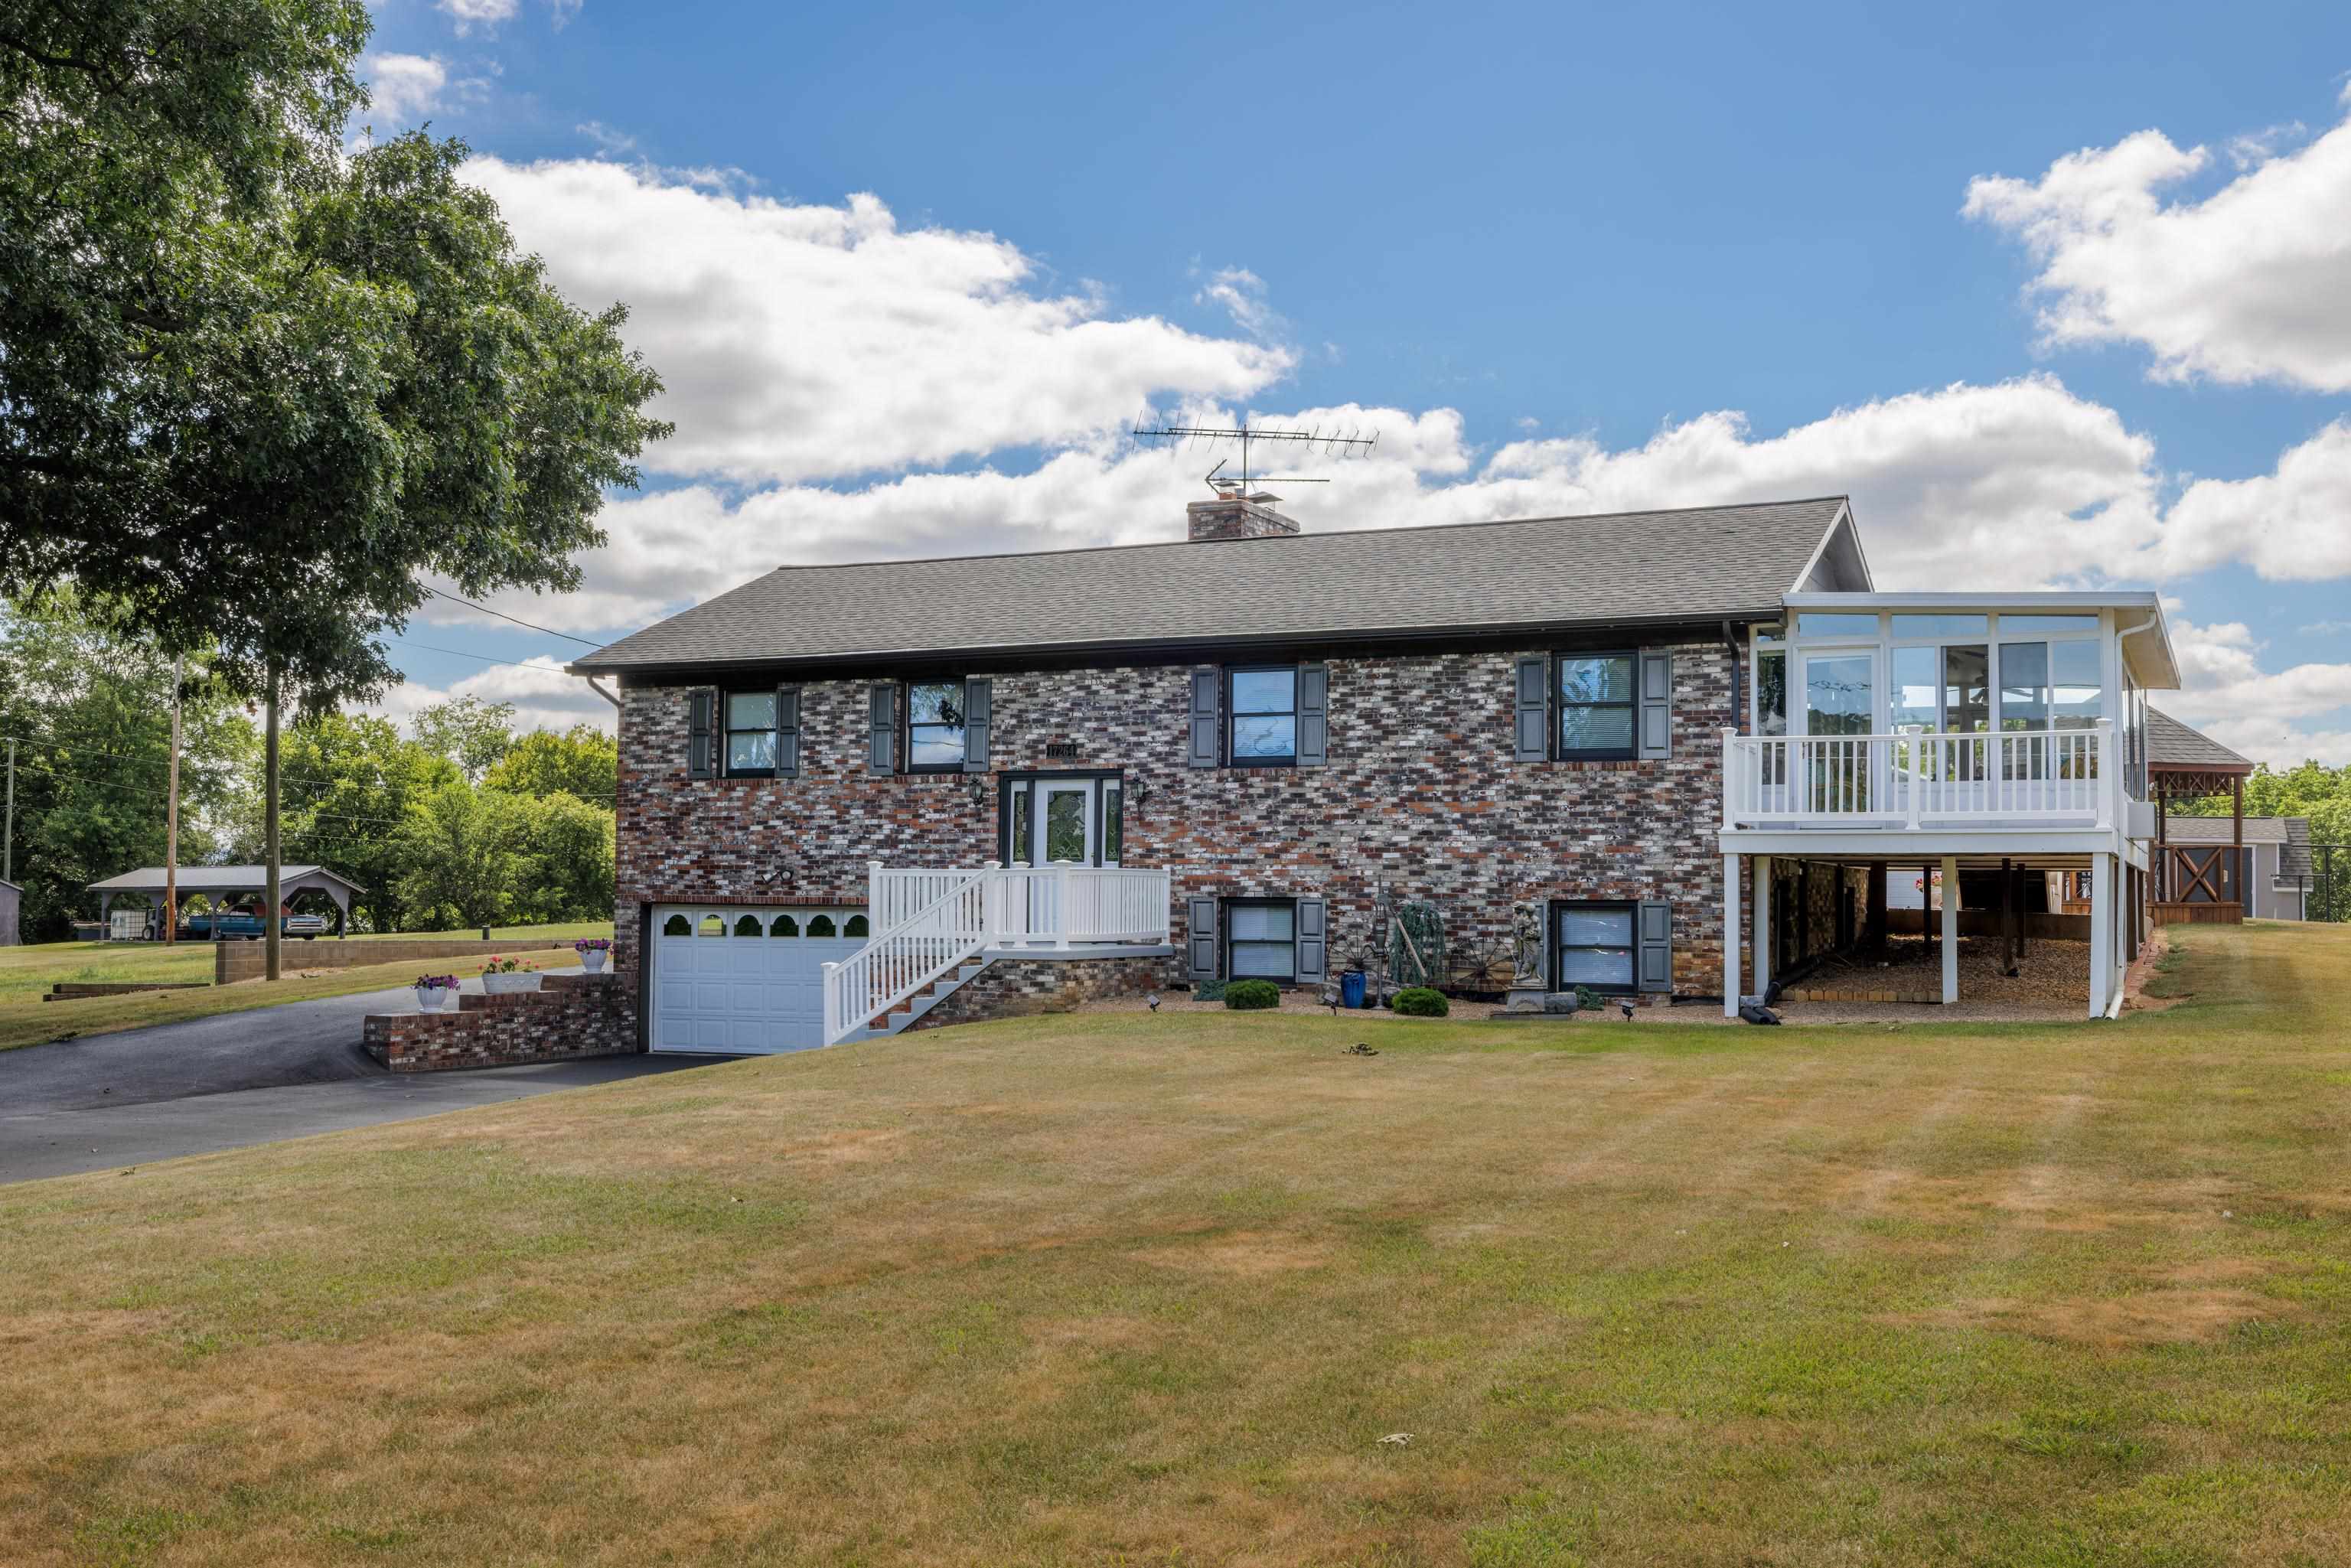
[384,635,559,669]
[422,587,605,648]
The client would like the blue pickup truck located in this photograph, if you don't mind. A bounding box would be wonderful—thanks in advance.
[177,911,331,940]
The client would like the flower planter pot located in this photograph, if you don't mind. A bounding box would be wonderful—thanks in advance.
[415,986,456,1012]
[482,972,541,996]
[580,950,608,974]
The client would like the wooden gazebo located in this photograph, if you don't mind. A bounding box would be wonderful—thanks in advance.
[2146,709,2254,924]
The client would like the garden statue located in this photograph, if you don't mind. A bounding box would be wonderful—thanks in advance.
[1511,901,1545,985]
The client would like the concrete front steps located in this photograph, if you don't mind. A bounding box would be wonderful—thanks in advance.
[836,957,994,1043]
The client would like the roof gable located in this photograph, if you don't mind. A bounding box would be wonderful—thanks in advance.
[572,496,1857,675]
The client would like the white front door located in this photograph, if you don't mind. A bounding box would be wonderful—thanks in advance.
[1006,774,1122,868]
[650,905,869,1054]
[1036,781,1095,865]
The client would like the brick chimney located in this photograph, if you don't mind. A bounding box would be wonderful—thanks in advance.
[1185,490,1299,543]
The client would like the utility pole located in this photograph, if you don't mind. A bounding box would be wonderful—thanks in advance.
[264,667,281,983]
[3,736,13,884]
[165,657,181,944]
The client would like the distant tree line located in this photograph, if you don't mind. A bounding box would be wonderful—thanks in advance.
[0,597,615,941]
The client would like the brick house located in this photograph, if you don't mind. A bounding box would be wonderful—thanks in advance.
[571,491,2188,1051]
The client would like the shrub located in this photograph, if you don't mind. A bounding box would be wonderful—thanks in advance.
[1573,985,1599,1012]
[1224,979,1280,1011]
[1192,979,1228,1003]
[1393,986,1449,1017]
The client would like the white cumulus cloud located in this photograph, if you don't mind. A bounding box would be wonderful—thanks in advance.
[430,376,2168,641]
[2154,419,2351,582]
[435,0,518,35]
[2162,615,2351,768]
[370,655,616,738]
[462,157,1295,485]
[1965,95,2351,391]
[360,52,451,126]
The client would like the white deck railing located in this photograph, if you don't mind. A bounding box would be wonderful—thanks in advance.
[825,864,1172,1045]
[1721,720,2118,830]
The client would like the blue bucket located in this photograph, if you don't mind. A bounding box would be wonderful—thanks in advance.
[1339,970,1368,1009]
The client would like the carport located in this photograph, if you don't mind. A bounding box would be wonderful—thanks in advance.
[86,865,364,938]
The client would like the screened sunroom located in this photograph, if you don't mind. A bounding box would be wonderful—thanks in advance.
[1724,593,2173,831]
[1716,592,2182,1021]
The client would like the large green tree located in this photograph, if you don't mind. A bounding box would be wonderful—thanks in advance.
[484,724,618,809]
[4,11,667,972]
[414,696,520,784]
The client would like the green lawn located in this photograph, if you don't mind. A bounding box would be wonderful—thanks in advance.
[0,922,614,1051]
[2,923,2346,1565]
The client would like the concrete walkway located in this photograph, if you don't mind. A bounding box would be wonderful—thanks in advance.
[0,973,727,1184]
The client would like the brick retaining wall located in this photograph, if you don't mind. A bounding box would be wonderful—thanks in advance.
[219,935,581,986]
[361,973,634,1072]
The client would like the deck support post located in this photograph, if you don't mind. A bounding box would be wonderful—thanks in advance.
[2000,857,2017,976]
[1751,855,1772,1001]
[1939,856,1959,1006]
[1723,853,1741,1018]
[2088,850,2115,1019]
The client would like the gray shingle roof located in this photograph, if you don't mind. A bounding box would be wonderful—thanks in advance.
[2147,708,2252,771]
[571,497,1854,674]
[2159,815,2288,846]
[86,864,360,894]
[2281,817,2315,881]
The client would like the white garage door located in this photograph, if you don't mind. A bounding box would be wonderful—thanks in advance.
[650,905,869,1054]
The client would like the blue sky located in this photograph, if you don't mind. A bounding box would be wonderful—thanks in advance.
[361,0,2351,765]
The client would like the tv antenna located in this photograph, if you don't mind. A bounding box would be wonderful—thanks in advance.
[1130,410,1378,496]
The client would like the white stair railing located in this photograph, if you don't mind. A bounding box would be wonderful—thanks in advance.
[823,867,991,1046]
[823,865,1176,1045]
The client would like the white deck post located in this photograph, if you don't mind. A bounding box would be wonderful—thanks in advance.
[2089,850,2114,1019]
[1720,728,1737,830]
[1723,852,1741,1017]
[1752,854,1772,999]
[1940,856,1959,1005]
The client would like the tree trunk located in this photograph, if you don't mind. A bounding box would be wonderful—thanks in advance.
[265,667,282,983]
[164,655,181,946]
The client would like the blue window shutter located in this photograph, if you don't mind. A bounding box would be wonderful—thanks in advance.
[1639,650,1673,759]
[962,677,991,773]
[1296,898,1328,985]
[688,689,716,778]
[869,684,895,774]
[1296,663,1329,767]
[775,686,800,777]
[1514,656,1548,762]
[1637,900,1672,992]
[1189,669,1220,768]
[1185,895,1218,980]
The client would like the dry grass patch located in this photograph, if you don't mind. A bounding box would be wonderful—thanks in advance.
[2,922,2349,1565]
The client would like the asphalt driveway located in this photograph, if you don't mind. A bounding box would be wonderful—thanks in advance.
[0,975,727,1183]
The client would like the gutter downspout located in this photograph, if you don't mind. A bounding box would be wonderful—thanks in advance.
[586,676,621,710]
[2116,610,2160,800]
[1722,621,1744,735]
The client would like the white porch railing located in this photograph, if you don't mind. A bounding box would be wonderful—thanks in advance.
[825,864,1172,1045]
[1721,720,2118,830]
